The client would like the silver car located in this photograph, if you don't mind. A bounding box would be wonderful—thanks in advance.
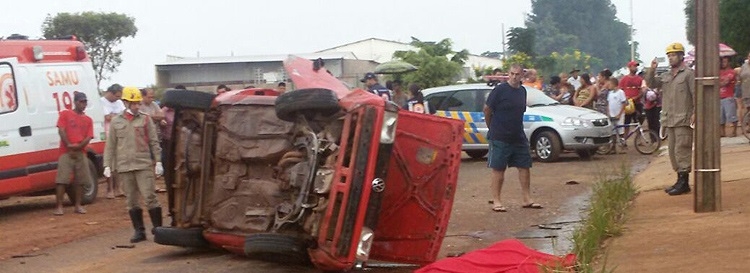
[422,83,613,162]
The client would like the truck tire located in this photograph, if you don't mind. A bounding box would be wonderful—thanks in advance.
[244,233,311,265]
[153,227,209,248]
[161,90,216,111]
[465,150,488,159]
[534,131,562,162]
[66,159,98,205]
[275,88,340,122]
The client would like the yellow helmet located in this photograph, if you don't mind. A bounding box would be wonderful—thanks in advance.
[666,43,685,54]
[121,86,142,102]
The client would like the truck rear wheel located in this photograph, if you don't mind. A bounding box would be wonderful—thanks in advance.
[162,90,216,111]
[244,233,311,265]
[275,88,340,122]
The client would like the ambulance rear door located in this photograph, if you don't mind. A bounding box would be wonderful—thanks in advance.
[0,58,34,197]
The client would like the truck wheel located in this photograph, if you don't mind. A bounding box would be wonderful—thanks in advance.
[465,150,488,159]
[66,159,98,205]
[244,233,311,265]
[534,131,562,162]
[162,90,216,111]
[153,227,209,248]
[275,88,340,122]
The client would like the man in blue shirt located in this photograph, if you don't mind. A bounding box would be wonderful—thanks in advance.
[483,64,542,212]
[361,72,392,101]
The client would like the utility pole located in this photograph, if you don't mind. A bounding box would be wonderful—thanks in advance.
[629,0,635,61]
[501,23,507,61]
[693,0,721,212]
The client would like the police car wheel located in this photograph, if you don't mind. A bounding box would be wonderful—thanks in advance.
[275,88,340,122]
[162,90,216,111]
[66,159,98,205]
[244,233,311,265]
[534,131,562,162]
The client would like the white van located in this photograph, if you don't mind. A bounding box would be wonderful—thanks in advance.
[0,36,104,204]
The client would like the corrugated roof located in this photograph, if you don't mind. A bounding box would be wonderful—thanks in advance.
[157,51,358,66]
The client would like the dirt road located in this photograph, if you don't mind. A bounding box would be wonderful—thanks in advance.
[0,150,650,272]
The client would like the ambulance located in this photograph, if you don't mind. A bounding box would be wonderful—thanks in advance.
[0,35,104,204]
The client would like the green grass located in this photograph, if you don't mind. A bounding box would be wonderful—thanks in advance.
[541,164,637,273]
[572,164,637,273]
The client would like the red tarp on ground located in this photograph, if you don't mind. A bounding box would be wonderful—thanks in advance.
[415,239,576,273]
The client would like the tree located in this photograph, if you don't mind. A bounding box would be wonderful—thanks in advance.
[520,0,631,71]
[42,12,138,89]
[501,53,534,72]
[685,0,750,58]
[506,27,536,57]
[392,37,468,88]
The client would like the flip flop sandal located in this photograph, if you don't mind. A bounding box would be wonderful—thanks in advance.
[522,203,544,209]
[492,205,507,212]
[74,208,87,214]
[53,209,64,216]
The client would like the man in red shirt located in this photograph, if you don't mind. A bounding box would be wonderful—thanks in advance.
[53,92,94,215]
[619,61,645,137]
[719,56,738,136]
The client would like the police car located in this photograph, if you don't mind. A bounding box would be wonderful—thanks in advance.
[422,83,613,162]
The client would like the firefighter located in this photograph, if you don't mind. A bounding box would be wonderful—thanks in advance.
[645,43,695,196]
[103,86,164,242]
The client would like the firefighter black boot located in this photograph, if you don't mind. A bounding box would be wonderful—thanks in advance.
[129,208,147,243]
[148,207,163,235]
[664,174,681,193]
[667,172,691,196]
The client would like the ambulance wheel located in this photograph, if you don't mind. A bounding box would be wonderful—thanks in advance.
[244,234,311,265]
[275,88,340,122]
[465,150,488,159]
[162,90,216,111]
[66,159,98,205]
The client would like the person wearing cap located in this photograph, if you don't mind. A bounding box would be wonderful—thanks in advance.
[567,68,582,90]
[645,42,695,196]
[361,72,392,101]
[103,86,164,243]
[53,92,94,216]
[101,83,126,199]
[619,61,645,137]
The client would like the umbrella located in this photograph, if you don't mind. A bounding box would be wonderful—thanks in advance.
[687,43,737,57]
[374,60,418,74]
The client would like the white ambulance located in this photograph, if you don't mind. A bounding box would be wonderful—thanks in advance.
[0,35,104,204]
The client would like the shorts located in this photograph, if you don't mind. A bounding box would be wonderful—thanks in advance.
[610,116,624,135]
[720,97,738,124]
[488,139,532,171]
[55,152,92,185]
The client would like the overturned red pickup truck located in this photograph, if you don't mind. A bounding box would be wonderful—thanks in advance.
[154,56,464,271]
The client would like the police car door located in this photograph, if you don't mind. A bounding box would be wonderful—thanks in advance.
[435,90,489,149]
[0,58,34,195]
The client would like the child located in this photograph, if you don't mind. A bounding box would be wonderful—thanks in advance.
[606,78,627,151]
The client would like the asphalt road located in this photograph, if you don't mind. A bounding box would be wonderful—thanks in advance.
[0,150,650,273]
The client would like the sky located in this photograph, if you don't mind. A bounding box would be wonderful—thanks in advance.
[2,0,690,87]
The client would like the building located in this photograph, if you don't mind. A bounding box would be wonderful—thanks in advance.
[155,52,377,92]
[154,37,503,92]
[317,38,504,82]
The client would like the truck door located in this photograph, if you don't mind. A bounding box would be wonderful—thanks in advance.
[368,110,464,265]
[0,58,34,196]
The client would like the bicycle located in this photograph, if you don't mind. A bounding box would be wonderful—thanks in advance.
[596,122,661,155]
[742,110,750,141]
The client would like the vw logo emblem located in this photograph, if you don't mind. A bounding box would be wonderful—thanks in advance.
[371,178,385,193]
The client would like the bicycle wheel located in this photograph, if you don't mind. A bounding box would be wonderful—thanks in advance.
[742,111,750,141]
[634,130,660,155]
[595,137,614,155]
